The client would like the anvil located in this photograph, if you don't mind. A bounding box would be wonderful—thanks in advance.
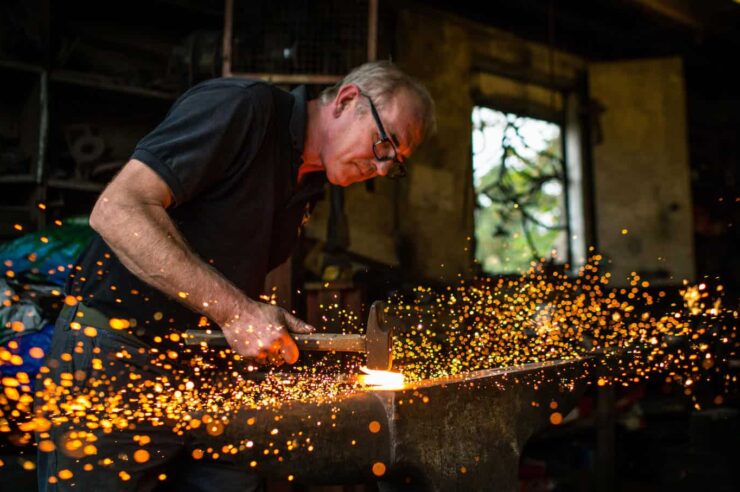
[189,356,592,491]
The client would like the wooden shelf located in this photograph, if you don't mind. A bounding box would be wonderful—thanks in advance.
[304,280,357,290]
[0,204,33,212]
[1,9,185,235]
[47,179,105,192]
[0,174,38,184]
[0,59,44,74]
[51,70,178,100]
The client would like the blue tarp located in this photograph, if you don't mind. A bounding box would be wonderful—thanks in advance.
[0,217,93,379]
[0,322,54,379]
[0,216,94,286]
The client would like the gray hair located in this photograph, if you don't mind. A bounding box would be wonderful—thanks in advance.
[320,60,437,142]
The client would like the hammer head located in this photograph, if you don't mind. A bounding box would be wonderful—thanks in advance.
[365,301,394,371]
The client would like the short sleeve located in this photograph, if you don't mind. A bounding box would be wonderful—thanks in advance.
[131,81,273,206]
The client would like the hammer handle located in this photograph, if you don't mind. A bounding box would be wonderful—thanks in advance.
[294,333,366,352]
[184,330,366,353]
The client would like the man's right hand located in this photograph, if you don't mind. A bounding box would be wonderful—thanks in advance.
[220,300,315,365]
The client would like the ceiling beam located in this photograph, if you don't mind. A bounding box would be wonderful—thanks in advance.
[628,0,703,29]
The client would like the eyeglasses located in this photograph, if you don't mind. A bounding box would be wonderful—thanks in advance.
[360,92,407,179]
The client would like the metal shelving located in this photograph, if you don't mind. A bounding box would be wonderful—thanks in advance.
[50,70,178,100]
[0,57,173,233]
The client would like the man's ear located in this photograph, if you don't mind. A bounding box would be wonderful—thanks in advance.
[333,84,361,117]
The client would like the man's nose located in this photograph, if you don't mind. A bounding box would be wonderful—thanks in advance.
[373,159,390,177]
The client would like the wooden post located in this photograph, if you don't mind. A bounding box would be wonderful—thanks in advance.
[367,0,378,62]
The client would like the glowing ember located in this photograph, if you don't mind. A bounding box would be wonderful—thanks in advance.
[357,367,405,390]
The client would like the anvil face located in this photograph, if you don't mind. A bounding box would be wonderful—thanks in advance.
[195,358,591,491]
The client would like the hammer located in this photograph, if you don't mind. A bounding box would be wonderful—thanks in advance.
[183,301,394,370]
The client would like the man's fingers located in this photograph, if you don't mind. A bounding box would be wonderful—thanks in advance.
[268,351,285,367]
[270,338,283,353]
[283,312,315,334]
[255,350,269,365]
[278,311,312,364]
[222,304,312,365]
[279,332,299,365]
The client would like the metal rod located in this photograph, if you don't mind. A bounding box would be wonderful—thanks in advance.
[36,70,48,185]
[222,0,233,77]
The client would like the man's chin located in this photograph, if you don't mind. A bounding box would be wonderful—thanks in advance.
[326,171,358,187]
[326,173,345,186]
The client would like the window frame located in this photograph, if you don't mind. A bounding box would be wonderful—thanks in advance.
[470,84,590,277]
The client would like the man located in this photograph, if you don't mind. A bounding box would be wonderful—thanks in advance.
[35,61,435,491]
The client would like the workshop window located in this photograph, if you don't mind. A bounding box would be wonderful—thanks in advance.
[472,106,569,274]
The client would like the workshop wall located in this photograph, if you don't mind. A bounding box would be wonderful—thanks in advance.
[589,57,695,286]
[313,5,696,288]
[337,6,587,282]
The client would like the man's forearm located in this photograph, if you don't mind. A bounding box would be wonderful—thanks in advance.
[90,196,248,326]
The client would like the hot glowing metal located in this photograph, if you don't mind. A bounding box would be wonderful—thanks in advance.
[357,366,405,390]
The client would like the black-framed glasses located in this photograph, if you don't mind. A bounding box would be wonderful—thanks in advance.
[360,92,407,179]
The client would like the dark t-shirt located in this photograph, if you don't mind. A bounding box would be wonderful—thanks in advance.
[65,78,326,340]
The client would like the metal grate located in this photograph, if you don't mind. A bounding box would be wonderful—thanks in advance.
[231,0,369,77]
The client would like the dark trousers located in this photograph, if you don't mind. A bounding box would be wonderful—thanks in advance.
[34,303,263,492]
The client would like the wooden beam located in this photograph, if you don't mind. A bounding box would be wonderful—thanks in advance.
[629,0,702,29]
[471,57,578,93]
[229,72,343,85]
